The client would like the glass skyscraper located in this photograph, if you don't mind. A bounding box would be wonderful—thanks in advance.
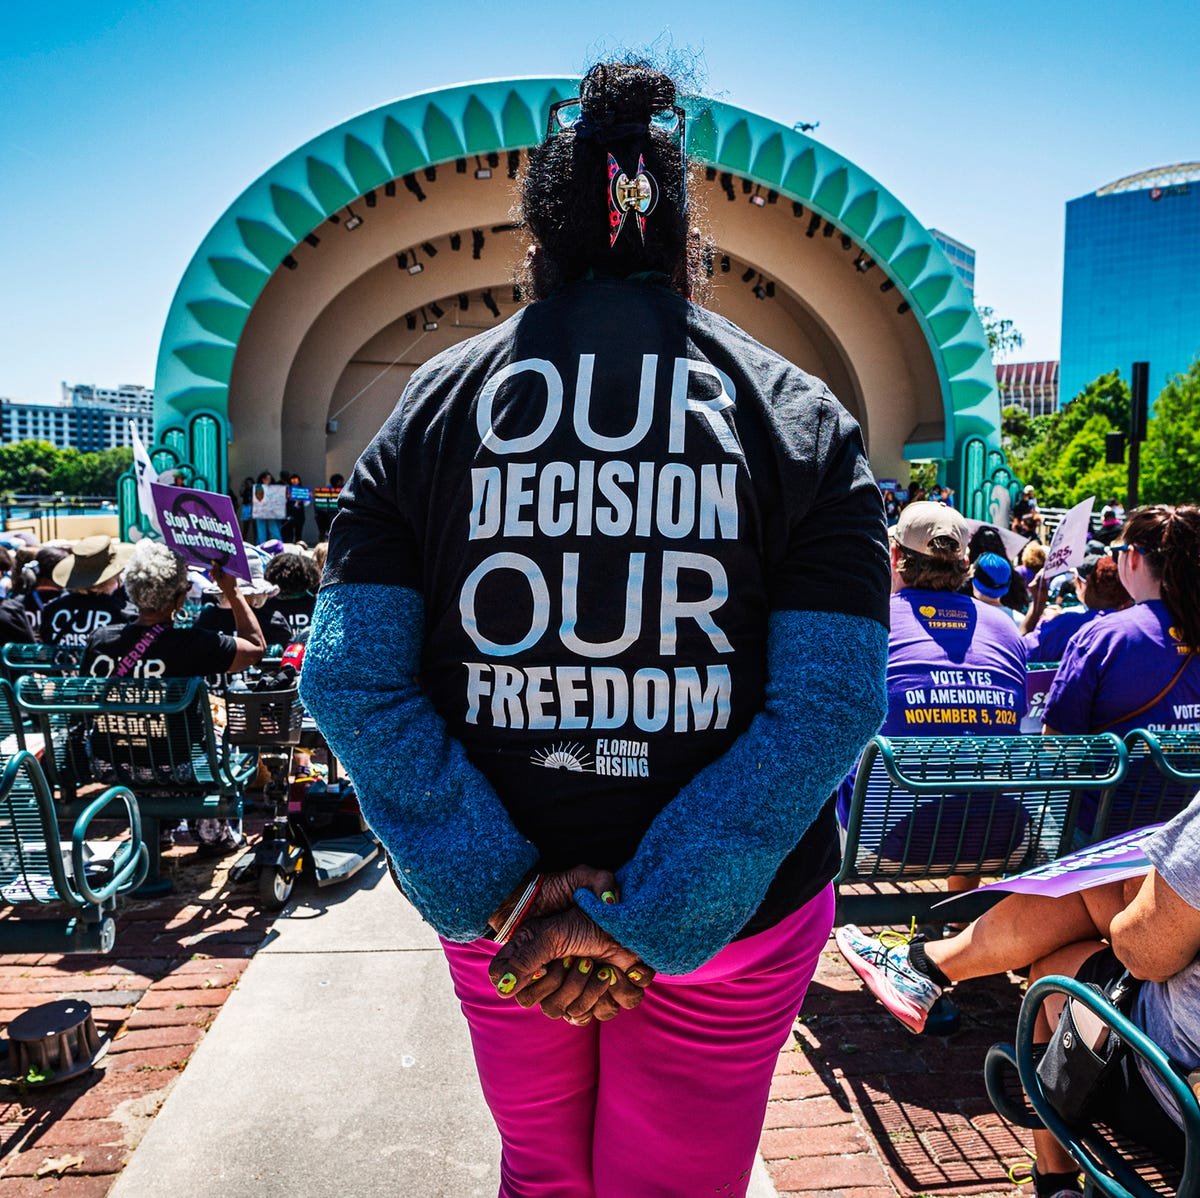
[1060,163,1200,405]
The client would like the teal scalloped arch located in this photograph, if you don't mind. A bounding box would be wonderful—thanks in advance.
[154,76,1003,499]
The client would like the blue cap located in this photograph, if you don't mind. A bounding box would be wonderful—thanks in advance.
[973,552,1012,599]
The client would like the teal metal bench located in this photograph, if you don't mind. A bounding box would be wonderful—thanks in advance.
[15,676,255,892]
[0,750,147,953]
[986,974,1200,1198]
[0,643,81,684]
[835,734,1128,926]
[1089,730,1200,842]
[0,679,25,754]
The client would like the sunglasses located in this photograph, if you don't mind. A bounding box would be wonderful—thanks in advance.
[545,98,687,146]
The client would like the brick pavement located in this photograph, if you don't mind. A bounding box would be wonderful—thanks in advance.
[0,823,275,1196]
[761,937,1036,1198]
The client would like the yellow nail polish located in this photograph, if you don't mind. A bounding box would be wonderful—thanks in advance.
[496,972,517,995]
[628,968,642,982]
[601,889,617,904]
[531,968,546,980]
[578,958,592,974]
[595,966,611,982]
[562,956,573,969]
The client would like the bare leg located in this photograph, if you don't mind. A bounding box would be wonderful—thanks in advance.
[924,882,1125,984]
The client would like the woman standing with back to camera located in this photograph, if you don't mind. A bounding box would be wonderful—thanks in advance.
[303,60,889,1197]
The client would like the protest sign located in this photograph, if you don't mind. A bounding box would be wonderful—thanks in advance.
[251,483,288,520]
[288,485,313,503]
[1021,664,1059,733]
[1043,496,1096,579]
[313,486,342,512]
[963,518,1030,561]
[935,824,1160,907]
[151,484,252,582]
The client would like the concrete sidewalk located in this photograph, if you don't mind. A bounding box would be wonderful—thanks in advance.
[110,860,777,1197]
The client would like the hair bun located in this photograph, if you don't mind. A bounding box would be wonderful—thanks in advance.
[579,61,675,130]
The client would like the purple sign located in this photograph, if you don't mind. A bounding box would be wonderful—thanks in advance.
[151,483,252,583]
[935,824,1161,907]
[1021,665,1059,733]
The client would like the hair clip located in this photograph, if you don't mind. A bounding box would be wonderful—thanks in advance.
[607,153,659,247]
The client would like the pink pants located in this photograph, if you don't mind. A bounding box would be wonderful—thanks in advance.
[441,884,834,1198]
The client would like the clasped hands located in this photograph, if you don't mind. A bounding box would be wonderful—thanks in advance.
[487,866,655,1026]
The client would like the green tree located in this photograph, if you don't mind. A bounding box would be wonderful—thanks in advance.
[1142,358,1200,504]
[978,305,1024,360]
[0,440,64,492]
[0,440,132,497]
[1009,370,1129,506]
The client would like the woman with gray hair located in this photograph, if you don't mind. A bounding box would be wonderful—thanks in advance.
[82,541,264,681]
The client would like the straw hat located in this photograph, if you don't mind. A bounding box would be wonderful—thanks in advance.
[51,536,135,589]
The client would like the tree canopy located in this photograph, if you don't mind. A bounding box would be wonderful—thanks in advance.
[0,441,132,496]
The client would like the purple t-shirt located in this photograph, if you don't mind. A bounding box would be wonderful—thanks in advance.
[881,589,1028,737]
[1043,599,1200,737]
[1024,607,1102,665]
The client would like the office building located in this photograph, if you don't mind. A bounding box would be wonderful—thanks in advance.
[929,228,976,293]
[0,384,154,452]
[1060,162,1200,405]
[996,360,1059,418]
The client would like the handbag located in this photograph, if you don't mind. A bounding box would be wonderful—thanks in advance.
[1036,968,1139,1124]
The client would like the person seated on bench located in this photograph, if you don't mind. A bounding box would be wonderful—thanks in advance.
[261,551,319,643]
[1043,505,1200,834]
[193,551,290,648]
[81,541,265,851]
[1023,554,1131,665]
[837,796,1200,1197]
[838,502,1028,888]
[39,536,136,650]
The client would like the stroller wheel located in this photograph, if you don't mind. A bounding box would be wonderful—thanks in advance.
[259,866,295,908]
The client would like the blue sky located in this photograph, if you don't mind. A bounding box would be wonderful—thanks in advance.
[2,1,1196,403]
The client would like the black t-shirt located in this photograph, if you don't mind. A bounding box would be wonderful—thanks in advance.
[82,622,237,679]
[194,602,293,648]
[324,278,888,925]
[40,591,136,649]
[0,598,35,648]
[261,594,315,642]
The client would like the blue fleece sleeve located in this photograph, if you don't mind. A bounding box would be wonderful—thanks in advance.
[299,583,538,940]
[575,609,887,974]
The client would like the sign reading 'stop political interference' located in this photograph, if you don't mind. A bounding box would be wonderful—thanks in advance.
[151,483,252,582]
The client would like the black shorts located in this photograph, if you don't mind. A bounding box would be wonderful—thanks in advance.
[1071,947,1185,1167]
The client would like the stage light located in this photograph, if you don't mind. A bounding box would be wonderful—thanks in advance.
[326,419,338,434]
[792,201,805,218]
[423,165,437,183]
[282,255,298,271]
[806,214,821,238]
[405,313,417,330]
[449,232,462,251]
[458,293,469,310]
[421,241,438,257]
[753,276,767,300]
[344,208,363,231]
[719,172,736,202]
[472,229,485,259]
[403,174,426,202]
[741,267,756,283]
[396,251,409,269]
[823,221,834,237]
[741,177,753,195]
[482,289,500,318]
[304,233,320,247]
[766,281,776,298]
[720,255,731,273]
[854,254,875,273]
[474,155,492,180]
[767,190,778,205]
[507,150,520,178]
[422,307,438,332]
[880,279,895,292]
[364,190,377,208]
[429,301,445,319]
[486,151,499,168]
[327,213,341,224]
[840,234,852,250]
[705,166,717,182]
[897,301,910,315]
[384,181,396,197]
[749,186,765,207]
[456,158,467,174]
